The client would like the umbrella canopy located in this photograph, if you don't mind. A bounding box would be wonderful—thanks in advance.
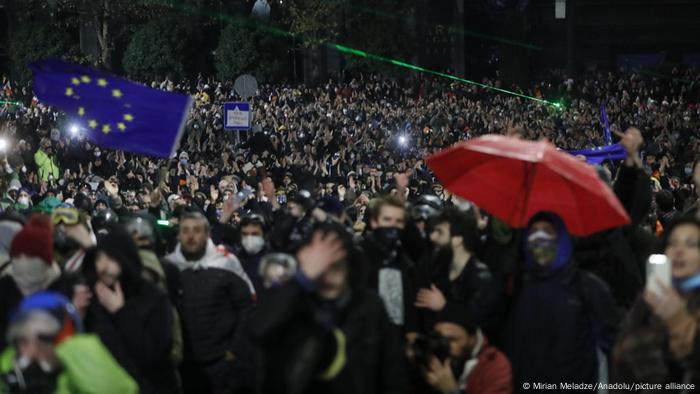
[426,135,630,236]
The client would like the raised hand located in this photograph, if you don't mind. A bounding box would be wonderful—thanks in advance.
[296,231,347,280]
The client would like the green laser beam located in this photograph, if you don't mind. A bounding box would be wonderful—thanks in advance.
[0,100,22,106]
[351,4,542,51]
[153,1,558,107]
[332,44,557,106]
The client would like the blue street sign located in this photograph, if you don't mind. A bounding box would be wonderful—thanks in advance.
[224,102,251,130]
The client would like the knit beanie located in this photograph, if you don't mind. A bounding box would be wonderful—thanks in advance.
[10,214,54,265]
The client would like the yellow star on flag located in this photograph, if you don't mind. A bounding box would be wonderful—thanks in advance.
[88,120,98,129]
[102,124,111,134]
[97,79,108,87]
[112,89,123,98]
[123,114,134,122]
[78,107,85,116]
[71,78,80,86]
[117,123,126,131]
[81,76,91,83]
[65,87,74,96]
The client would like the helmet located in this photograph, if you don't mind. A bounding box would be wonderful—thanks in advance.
[416,194,443,211]
[91,209,118,235]
[123,216,156,247]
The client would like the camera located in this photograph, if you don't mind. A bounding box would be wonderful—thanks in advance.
[410,331,451,368]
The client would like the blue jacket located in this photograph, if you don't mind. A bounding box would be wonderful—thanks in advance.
[506,212,619,392]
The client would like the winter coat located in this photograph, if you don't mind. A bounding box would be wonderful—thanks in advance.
[461,335,513,394]
[82,228,177,394]
[574,165,654,308]
[505,213,619,393]
[250,277,409,394]
[428,253,502,339]
[230,242,270,293]
[0,334,138,394]
[33,148,59,183]
[359,234,419,332]
[167,241,255,364]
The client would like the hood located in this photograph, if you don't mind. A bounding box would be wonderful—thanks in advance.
[523,211,572,273]
[82,224,144,298]
[168,240,256,294]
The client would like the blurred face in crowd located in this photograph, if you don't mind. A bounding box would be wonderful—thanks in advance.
[179,217,210,258]
[434,322,473,361]
[219,180,230,193]
[14,319,60,370]
[318,260,349,300]
[262,263,290,289]
[95,251,121,288]
[430,222,451,247]
[169,195,183,211]
[288,201,305,218]
[665,223,700,279]
[18,191,31,206]
[527,220,558,267]
[371,205,405,230]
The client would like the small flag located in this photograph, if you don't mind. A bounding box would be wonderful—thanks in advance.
[600,104,612,145]
[567,143,627,164]
[30,59,192,158]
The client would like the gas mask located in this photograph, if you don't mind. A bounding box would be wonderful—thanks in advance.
[373,227,401,250]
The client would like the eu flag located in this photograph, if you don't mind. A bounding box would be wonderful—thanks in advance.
[30,58,192,158]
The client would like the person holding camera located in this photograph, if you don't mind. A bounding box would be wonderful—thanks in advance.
[414,310,512,394]
[614,217,700,389]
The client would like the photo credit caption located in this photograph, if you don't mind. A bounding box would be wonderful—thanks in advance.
[522,382,696,391]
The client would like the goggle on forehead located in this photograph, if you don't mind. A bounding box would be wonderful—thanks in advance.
[528,229,555,243]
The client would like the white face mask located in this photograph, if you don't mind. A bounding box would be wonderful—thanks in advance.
[18,196,30,206]
[241,235,265,255]
[12,256,51,296]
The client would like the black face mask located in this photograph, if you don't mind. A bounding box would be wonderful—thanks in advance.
[373,227,401,250]
[5,360,61,394]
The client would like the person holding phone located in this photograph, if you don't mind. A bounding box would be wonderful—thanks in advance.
[614,217,700,389]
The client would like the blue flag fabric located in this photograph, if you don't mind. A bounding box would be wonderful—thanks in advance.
[30,59,192,158]
[600,104,612,145]
[567,143,627,165]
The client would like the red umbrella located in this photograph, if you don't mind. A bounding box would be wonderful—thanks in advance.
[426,135,630,236]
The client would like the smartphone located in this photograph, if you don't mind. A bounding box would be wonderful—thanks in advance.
[646,254,671,296]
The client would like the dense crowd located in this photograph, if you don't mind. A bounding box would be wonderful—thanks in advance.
[0,66,698,394]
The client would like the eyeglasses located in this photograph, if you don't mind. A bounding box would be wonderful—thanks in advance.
[52,207,80,226]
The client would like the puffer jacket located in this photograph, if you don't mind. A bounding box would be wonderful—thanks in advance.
[167,241,255,364]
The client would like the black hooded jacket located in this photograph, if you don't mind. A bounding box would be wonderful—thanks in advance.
[82,226,177,394]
